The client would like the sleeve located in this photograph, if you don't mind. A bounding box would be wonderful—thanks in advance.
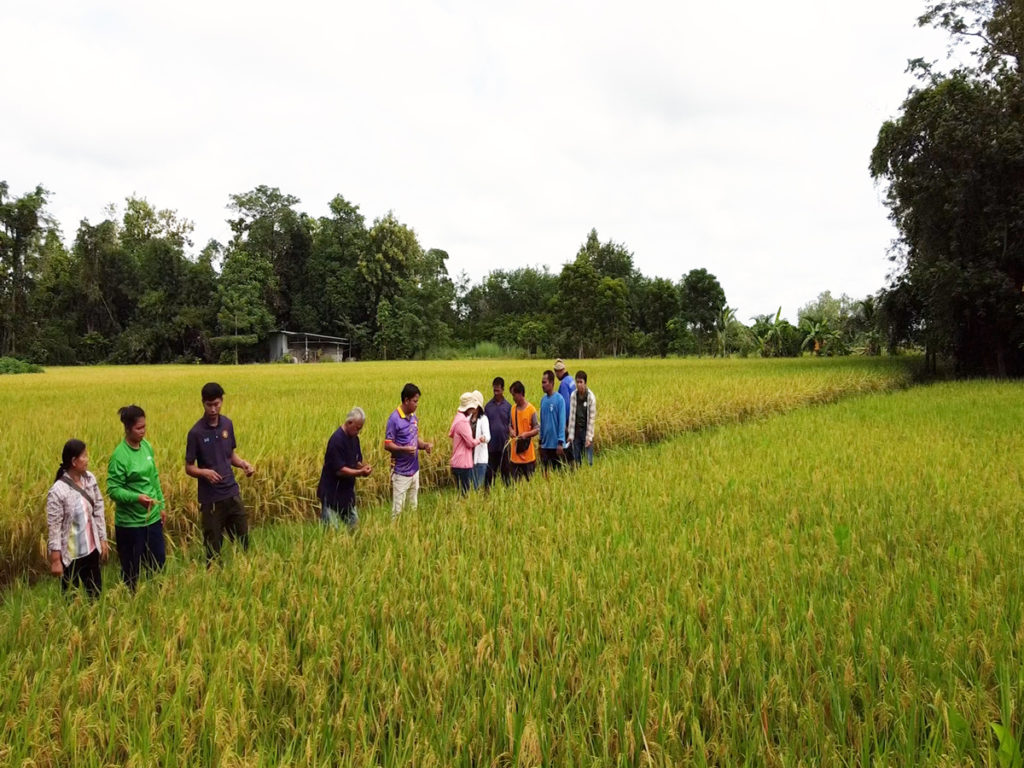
[456,418,474,450]
[566,397,576,443]
[106,452,137,505]
[149,447,166,504]
[46,485,64,553]
[324,434,345,475]
[385,414,398,443]
[88,473,108,542]
[230,422,237,452]
[556,398,566,444]
[185,428,197,464]
[587,392,597,444]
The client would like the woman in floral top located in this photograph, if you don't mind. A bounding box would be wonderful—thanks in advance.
[46,439,109,597]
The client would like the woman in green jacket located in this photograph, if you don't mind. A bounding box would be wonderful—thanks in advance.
[107,405,166,590]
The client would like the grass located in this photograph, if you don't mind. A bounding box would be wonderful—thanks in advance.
[0,357,913,586]
[1,377,1021,765]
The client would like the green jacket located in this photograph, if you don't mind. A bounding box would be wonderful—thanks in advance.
[107,438,165,527]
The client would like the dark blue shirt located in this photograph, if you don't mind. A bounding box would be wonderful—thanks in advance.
[557,374,576,426]
[484,397,512,452]
[185,415,240,504]
[317,427,362,509]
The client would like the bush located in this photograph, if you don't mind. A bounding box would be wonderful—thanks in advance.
[0,357,43,374]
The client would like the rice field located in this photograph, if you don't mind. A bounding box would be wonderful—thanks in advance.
[1,377,1022,766]
[0,357,912,585]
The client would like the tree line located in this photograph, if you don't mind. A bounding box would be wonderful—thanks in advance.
[4,1,1021,372]
[0,182,898,364]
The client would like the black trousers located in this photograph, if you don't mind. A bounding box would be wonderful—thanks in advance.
[510,461,535,482]
[539,447,566,474]
[116,521,166,591]
[201,495,249,562]
[485,446,511,488]
[62,548,102,598]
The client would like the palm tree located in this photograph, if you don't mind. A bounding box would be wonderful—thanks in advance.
[715,306,738,357]
[763,307,786,357]
[800,317,839,356]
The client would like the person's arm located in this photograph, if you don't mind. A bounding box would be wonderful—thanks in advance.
[185,430,221,483]
[46,486,65,575]
[480,417,490,446]
[555,398,566,452]
[454,418,475,451]
[185,462,221,483]
[230,450,255,476]
[566,397,576,444]
[523,411,540,439]
[417,436,434,454]
[107,452,140,506]
[86,474,110,561]
[586,392,596,447]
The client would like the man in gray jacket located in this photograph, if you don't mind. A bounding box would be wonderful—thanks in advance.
[566,370,597,466]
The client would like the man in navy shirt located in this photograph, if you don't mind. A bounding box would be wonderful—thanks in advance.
[484,376,512,488]
[554,359,576,432]
[317,407,372,531]
[185,382,255,563]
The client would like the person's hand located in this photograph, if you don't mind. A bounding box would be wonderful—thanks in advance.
[100,541,110,563]
[425,442,434,454]
[204,468,223,484]
[160,506,166,525]
[242,461,255,477]
[556,445,564,456]
[49,551,63,577]
[138,494,157,509]
[585,440,592,449]
[362,465,373,476]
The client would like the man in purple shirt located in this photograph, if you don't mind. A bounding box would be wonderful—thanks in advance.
[185,382,255,564]
[384,383,433,519]
[484,376,512,488]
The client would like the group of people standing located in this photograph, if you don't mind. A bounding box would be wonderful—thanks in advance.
[45,360,597,597]
[315,359,598,531]
[46,382,255,597]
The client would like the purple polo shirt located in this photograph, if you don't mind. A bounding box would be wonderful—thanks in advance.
[185,414,240,504]
[385,407,419,476]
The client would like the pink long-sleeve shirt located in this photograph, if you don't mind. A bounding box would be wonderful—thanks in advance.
[448,412,476,469]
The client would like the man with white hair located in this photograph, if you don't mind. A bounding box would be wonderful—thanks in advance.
[317,407,372,530]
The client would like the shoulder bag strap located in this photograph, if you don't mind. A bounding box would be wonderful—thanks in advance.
[60,475,98,510]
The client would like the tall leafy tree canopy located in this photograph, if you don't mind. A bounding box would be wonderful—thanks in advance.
[871,0,1024,375]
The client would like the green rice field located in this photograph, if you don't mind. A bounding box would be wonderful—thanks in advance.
[2,362,1023,765]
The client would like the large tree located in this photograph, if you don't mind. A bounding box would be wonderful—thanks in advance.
[0,182,50,356]
[677,268,726,355]
[871,1,1024,375]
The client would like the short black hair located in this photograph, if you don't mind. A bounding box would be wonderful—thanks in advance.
[492,376,505,388]
[401,383,421,402]
[201,382,225,401]
[510,380,525,396]
[574,370,587,382]
[118,405,145,428]
[542,369,554,384]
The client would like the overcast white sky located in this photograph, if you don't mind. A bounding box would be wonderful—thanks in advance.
[3,0,950,322]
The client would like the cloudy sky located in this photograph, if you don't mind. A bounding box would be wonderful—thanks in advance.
[3,0,949,321]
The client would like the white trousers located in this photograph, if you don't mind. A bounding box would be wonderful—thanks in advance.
[391,471,419,518]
